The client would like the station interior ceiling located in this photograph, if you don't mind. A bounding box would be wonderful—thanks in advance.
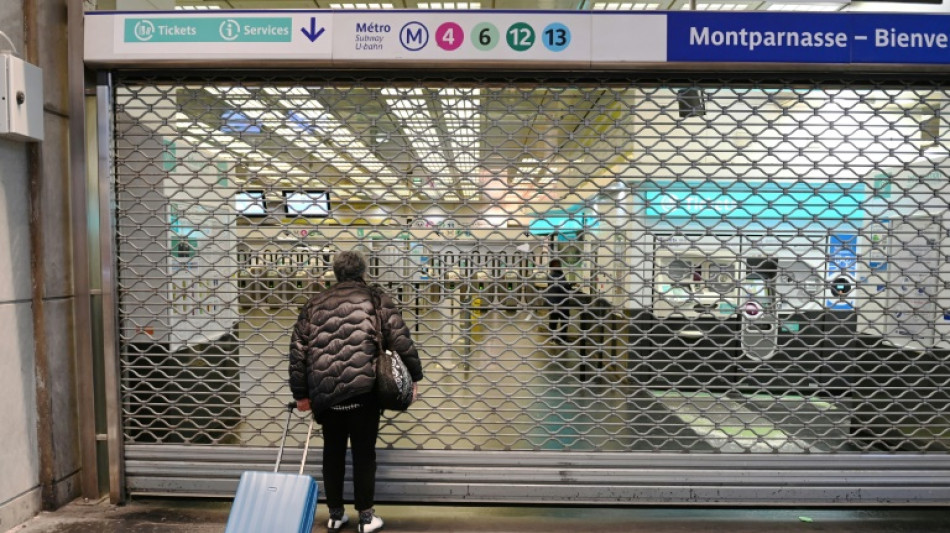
[138,80,945,215]
[169,84,651,204]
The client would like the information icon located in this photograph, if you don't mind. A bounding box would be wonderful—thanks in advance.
[220,19,241,41]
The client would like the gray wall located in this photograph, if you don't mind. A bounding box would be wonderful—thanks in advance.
[0,0,83,529]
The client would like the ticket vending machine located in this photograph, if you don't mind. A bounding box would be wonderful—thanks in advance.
[860,157,950,351]
[849,159,950,449]
[735,234,845,396]
[649,234,742,390]
[880,214,946,351]
[849,211,950,449]
[631,179,869,394]
[649,232,853,395]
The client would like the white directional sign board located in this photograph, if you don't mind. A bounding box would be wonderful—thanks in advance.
[590,13,667,63]
[84,10,950,68]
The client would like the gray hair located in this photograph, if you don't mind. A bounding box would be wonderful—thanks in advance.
[333,250,367,282]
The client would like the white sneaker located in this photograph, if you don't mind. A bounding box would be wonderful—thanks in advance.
[327,512,349,532]
[358,510,384,533]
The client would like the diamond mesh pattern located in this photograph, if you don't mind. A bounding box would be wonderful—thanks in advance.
[113,75,950,455]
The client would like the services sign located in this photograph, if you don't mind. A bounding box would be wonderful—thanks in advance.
[93,12,333,61]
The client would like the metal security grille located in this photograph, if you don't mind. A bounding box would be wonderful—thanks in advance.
[111,74,950,501]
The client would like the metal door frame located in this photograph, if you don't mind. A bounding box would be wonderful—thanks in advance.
[92,69,950,506]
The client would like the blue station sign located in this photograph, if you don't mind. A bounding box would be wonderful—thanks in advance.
[668,12,950,65]
[851,14,950,64]
[668,13,851,63]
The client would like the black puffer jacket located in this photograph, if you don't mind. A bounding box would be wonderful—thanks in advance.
[288,280,423,420]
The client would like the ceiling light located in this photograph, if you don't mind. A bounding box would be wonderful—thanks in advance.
[593,1,661,9]
[682,2,755,11]
[765,4,843,11]
[763,0,849,11]
[418,2,482,8]
[383,87,449,185]
[262,88,388,175]
[329,3,395,8]
[201,88,384,177]
[439,88,480,179]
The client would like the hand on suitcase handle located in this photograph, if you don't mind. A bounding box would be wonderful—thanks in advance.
[292,398,311,412]
[277,400,316,475]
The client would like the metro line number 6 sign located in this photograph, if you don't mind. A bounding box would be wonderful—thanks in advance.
[472,22,499,51]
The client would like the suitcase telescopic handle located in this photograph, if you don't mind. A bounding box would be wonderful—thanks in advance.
[275,401,315,475]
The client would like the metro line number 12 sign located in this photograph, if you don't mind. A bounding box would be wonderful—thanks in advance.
[506,22,535,52]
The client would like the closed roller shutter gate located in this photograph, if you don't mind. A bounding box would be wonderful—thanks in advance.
[105,73,950,503]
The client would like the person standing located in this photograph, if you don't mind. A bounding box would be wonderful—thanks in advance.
[289,250,423,533]
[544,258,576,344]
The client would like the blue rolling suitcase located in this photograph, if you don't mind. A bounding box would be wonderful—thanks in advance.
[225,402,319,533]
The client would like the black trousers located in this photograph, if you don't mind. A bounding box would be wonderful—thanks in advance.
[320,398,381,512]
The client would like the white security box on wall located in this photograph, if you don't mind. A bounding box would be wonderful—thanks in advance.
[0,54,43,142]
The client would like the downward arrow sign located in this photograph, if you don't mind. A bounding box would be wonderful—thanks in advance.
[301,17,325,42]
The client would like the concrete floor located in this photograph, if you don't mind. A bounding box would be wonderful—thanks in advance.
[7,498,950,533]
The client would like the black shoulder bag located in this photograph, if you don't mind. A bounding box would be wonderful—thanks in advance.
[369,287,414,412]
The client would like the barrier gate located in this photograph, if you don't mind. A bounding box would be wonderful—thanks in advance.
[100,70,950,504]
